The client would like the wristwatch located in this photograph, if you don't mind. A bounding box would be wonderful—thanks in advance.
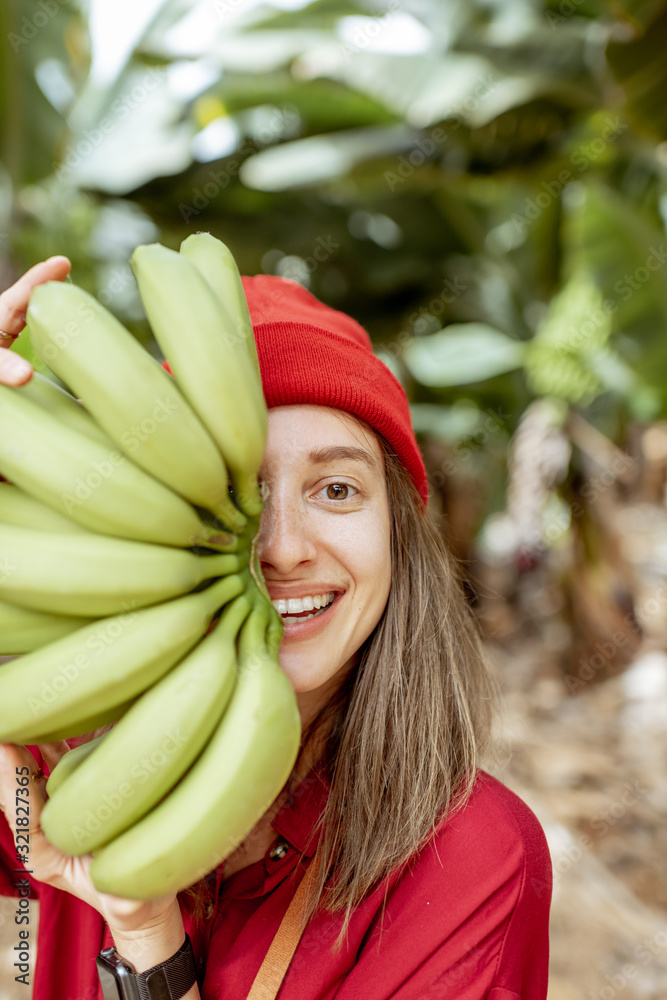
[96,933,197,999]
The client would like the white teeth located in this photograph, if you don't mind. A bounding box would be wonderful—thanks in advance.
[270,592,336,617]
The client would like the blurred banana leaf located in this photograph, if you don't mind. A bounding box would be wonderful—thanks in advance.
[606,0,667,139]
[404,324,525,387]
[2,0,667,535]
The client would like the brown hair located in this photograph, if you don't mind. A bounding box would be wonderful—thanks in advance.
[279,443,499,951]
[182,437,499,948]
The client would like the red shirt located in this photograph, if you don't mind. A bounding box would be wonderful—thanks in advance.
[0,755,552,999]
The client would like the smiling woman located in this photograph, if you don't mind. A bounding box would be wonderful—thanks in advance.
[0,265,552,1000]
[258,407,392,705]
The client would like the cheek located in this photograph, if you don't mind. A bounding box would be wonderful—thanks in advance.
[336,517,391,617]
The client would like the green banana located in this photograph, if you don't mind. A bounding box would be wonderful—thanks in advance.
[179,233,261,384]
[0,573,245,744]
[89,606,301,899]
[131,243,267,520]
[46,734,106,796]
[26,282,246,534]
[42,594,251,855]
[0,523,239,617]
[0,482,90,535]
[0,598,89,654]
[17,371,115,448]
[35,699,136,743]
[0,383,233,549]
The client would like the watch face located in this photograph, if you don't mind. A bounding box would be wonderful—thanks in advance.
[96,951,139,1000]
[96,937,196,1000]
[97,962,123,999]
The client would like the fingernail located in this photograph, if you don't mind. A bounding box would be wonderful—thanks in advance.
[1,353,32,384]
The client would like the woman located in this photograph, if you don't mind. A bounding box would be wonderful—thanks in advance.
[0,256,552,999]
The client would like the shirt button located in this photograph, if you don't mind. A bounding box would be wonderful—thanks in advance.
[269,839,289,860]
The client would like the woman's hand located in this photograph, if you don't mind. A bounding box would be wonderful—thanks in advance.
[0,742,192,978]
[0,256,71,386]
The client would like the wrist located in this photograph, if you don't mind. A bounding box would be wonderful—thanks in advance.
[108,900,186,973]
[97,928,198,1000]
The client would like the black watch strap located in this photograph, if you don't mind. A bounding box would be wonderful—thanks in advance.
[97,933,197,1000]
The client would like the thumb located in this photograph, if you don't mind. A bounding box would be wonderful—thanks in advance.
[0,744,46,871]
[0,744,65,882]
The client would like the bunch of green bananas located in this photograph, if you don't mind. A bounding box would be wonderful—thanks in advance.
[0,233,300,899]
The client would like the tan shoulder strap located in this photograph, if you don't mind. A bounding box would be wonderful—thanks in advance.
[246,849,323,1000]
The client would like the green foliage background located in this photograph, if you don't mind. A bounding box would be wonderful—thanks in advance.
[2,0,667,535]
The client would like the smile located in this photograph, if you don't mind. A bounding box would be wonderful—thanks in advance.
[271,592,336,623]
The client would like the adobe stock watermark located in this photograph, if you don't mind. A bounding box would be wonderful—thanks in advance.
[431,407,511,486]
[70,727,190,847]
[272,234,341,286]
[545,0,589,29]
[60,398,179,514]
[520,448,636,576]
[587,924,667,1000]
[27,605,139,718]
[53,67,163,180]
[553,244,667,357]
[540,779,651,894]
[8,0,74,53]
[0,556,17,585]
[337,0,402,64]
[613,244,667,300]
[511,116,628,233]
[384,75,496,192]
[178,105,299,223]
[564,579,667,693]
[26,269,137,382]
[383,274,470,360]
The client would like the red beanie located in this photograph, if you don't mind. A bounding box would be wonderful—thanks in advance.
[164,274,428,505]
[243,275,427,506]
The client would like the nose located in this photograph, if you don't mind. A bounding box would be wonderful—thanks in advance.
[256,490,318,576]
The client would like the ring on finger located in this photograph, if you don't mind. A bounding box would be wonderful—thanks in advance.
[0,329,18,342]
[30,768,45,783]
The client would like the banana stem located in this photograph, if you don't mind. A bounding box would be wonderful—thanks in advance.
[238,607,269,664]
[233,473,264,518]
[245,537,284,657]
[198,522,242,551]
[200,553,241,580]
[214,592,253,641]
[200,573,244,618]
[265,613,283,659]
[209,496,248,535]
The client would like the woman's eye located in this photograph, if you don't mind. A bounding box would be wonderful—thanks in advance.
[323,483,354,500]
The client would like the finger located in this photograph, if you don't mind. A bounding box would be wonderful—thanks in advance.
[0,349,33,386]
[0,256,71,338]
[0,743,47,820]
[0,746,173,926]
[0,743,69,882]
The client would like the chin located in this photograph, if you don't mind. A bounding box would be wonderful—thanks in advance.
[279,652,346,695]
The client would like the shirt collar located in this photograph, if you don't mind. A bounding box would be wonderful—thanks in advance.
[271,759,330,857]
[210,760,330,902]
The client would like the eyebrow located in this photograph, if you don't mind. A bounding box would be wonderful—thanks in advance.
[307,445,380,473]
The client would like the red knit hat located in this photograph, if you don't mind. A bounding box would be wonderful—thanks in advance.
[242,275,427,506]
[165,274,428,505]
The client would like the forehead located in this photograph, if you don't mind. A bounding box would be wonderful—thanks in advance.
[263,405,384,471]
